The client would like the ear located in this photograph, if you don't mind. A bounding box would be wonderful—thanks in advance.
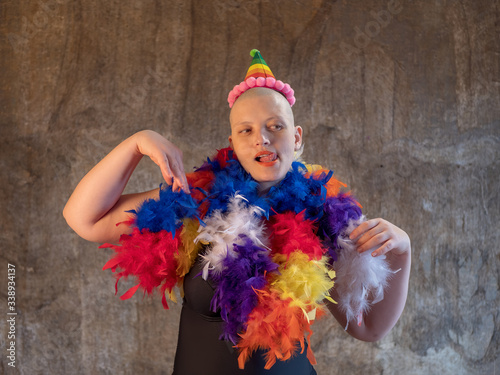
[294,126,303,150]
[228,135,233,149]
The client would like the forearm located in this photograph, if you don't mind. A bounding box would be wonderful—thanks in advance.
[63,132,145,242]
[324,217,412,341]
[351,247,411,341]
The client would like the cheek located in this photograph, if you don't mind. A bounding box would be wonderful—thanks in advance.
[233,135,251,151]
[230,139,248,161]
[278,135,296,155]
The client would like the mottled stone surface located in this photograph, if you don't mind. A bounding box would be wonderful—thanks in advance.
[1,0,499,374]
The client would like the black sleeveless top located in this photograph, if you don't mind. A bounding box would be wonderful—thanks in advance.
[172,256,318,375]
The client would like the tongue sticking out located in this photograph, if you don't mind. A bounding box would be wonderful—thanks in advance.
[257,153,277,163]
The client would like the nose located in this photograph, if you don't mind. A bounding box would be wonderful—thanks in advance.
[254,128,270,146]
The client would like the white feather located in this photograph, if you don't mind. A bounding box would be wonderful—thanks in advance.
[333,216,396,329]
[195,194,268,279]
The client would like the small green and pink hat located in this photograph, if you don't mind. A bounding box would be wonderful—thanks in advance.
[227,49,296,108]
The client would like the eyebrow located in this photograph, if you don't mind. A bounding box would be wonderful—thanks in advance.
[233,116,287,127]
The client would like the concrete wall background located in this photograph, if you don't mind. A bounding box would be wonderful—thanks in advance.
[1,0,499,374]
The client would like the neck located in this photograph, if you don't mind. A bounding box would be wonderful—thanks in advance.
[257,179,281,195]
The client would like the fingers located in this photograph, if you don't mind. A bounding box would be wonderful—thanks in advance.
[137,131,190,193]
[350,218,410,257]
[349,219,383,244]
[170,158,190,194]
[371,240,395,257]
[159,156,190,193]
[350,219,391,256]
[159,156,174,185]
[349,218,379,241]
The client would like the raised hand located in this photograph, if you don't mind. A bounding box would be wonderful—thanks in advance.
[349,218,411,258]
[135,130,190,193]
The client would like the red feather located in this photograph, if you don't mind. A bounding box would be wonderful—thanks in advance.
[269,211,326,261]
[120,283,140,300]
[214,147,236,168]
[186,170,214,204]
[100,228,180,308]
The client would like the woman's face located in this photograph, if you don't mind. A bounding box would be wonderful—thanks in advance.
[229,88,302,192]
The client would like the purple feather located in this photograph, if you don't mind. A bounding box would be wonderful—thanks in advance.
[320,194,362,262]
[209,235,278,344]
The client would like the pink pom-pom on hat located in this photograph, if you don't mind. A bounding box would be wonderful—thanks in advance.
[228,49,296,108]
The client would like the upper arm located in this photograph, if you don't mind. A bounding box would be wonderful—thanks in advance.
[64,188,160,244]
[324,297,380,342]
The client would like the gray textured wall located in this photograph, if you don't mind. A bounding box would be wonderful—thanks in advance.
[1,0,499,374]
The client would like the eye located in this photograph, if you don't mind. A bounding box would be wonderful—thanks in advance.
[269,123,284,131]
[239,128,251,134]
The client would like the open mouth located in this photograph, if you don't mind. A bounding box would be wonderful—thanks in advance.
[255,151,278,163]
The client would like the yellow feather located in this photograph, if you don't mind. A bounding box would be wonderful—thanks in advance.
[169,290,177,303]
[270,253,335,314]
[176,218,203,277]
[306,308,317,321]
[178,282,185,299]
[304,163,324,174]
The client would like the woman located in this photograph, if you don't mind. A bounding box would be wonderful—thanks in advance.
[64,50,410,374]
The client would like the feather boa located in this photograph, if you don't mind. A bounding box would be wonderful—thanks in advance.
[100,148,394,369]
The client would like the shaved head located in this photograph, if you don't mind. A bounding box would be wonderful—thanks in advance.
[230,88,294,126]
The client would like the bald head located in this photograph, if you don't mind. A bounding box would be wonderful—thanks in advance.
[229,87,294,126]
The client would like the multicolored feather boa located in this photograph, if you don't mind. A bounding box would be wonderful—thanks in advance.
[101,148,394,369]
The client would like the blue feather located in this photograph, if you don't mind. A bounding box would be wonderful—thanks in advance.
[134,185,199,234]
